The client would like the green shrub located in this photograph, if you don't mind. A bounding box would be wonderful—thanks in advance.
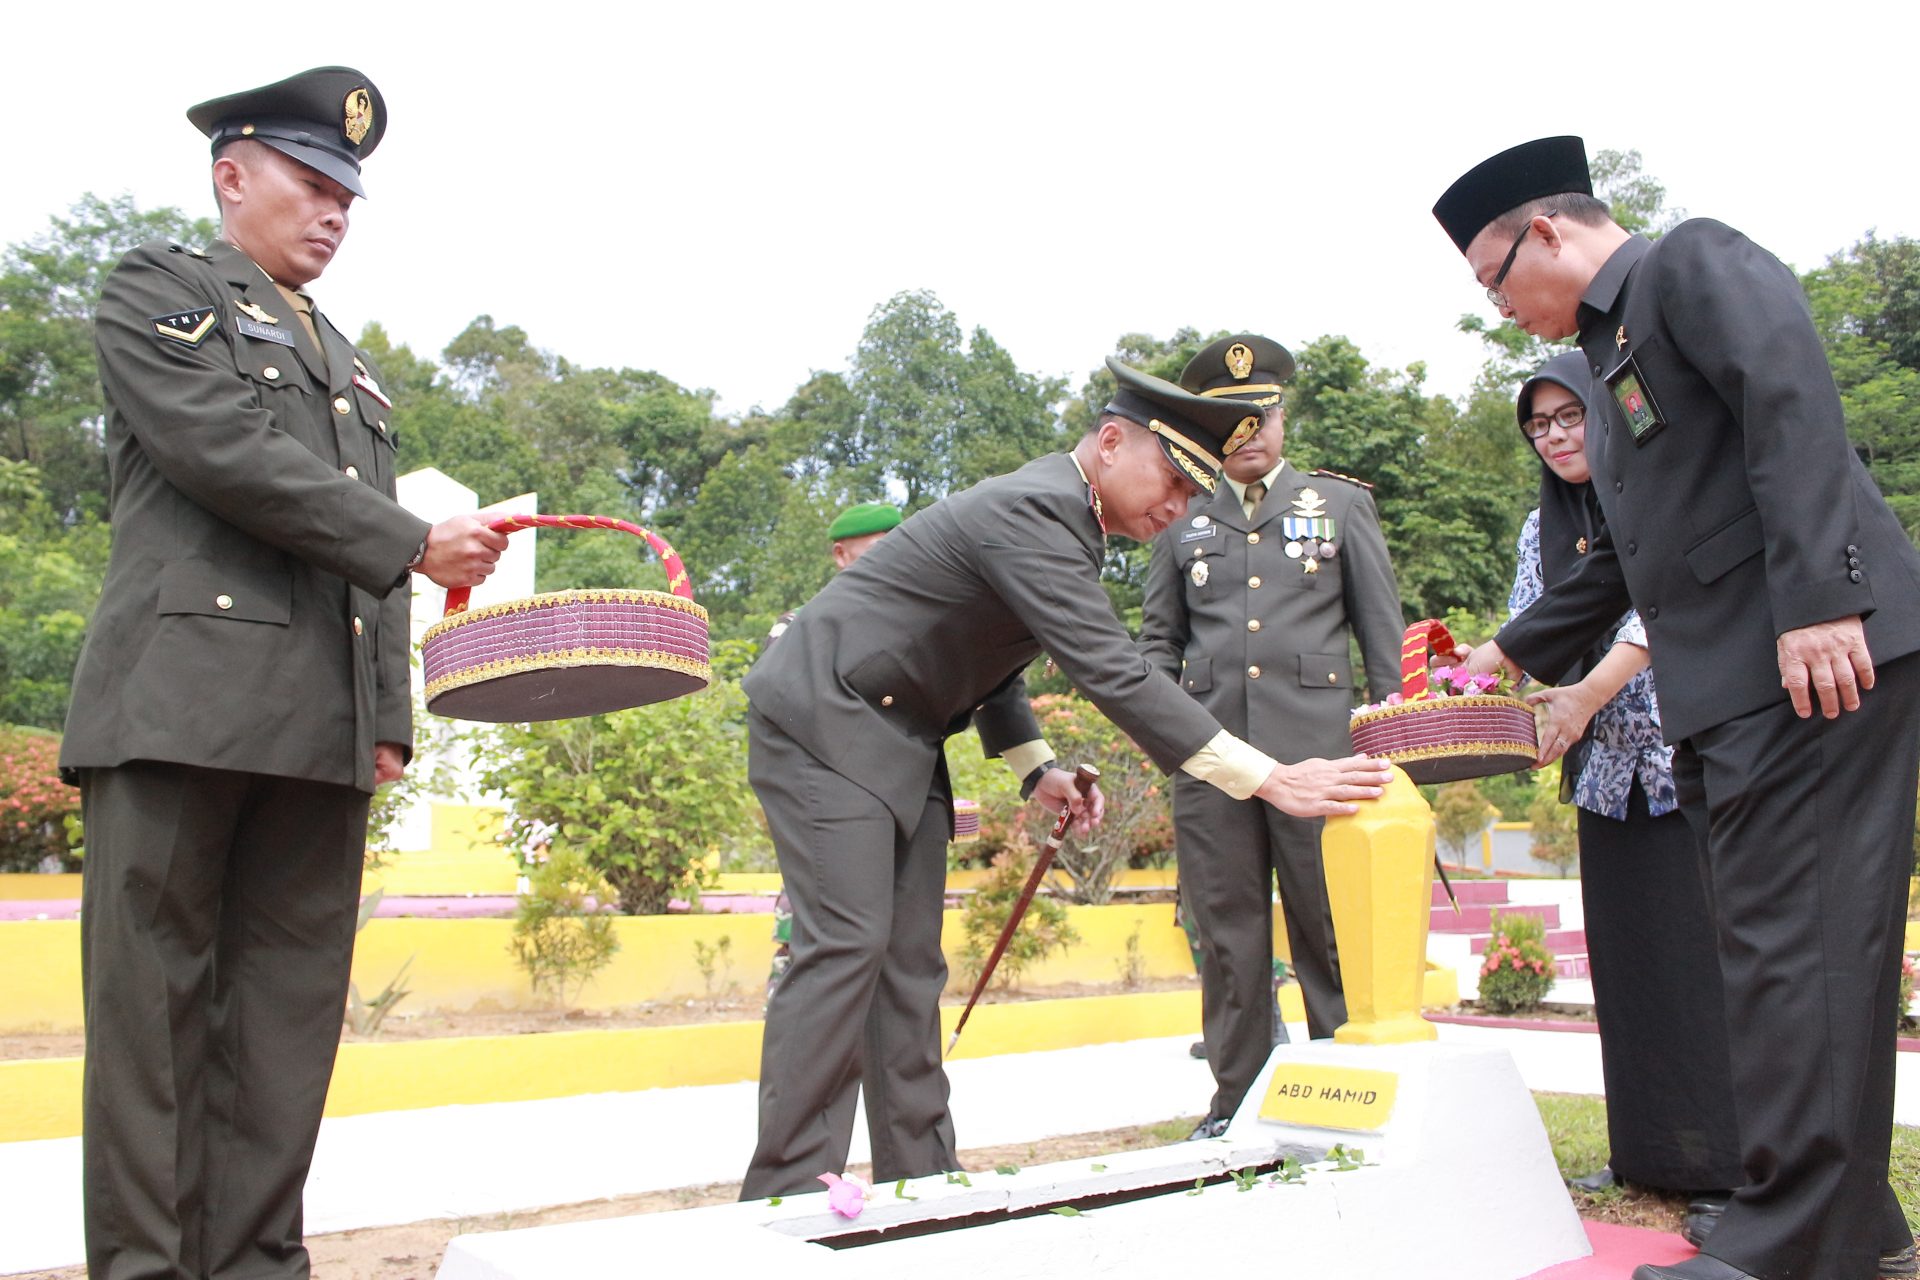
[0,725,80,872]
[1430,780,1498,864]
[1478,908,1555,1014]
[511,846,621,1007]
[957,832,1080,992]
[476,680,756,914]
[1526,764,1580,876]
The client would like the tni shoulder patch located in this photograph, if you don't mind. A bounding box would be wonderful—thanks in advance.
[151,307,219,348]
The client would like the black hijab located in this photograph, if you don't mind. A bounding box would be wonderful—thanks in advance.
[1518,350,1608,690]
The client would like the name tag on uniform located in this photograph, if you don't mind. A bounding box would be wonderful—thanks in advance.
[236,315,298,347]
[1180,523,1218,544]
[1605,351,1666,445]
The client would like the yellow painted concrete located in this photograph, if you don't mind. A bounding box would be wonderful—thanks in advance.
[1325,769,1439,1044]
[0,873,80,900]
[2,897,1464,1032]
[362,803,517,897]
[1,990,1202,1142]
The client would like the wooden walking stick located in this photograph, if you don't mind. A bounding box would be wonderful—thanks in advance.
[945,763,1099,1057]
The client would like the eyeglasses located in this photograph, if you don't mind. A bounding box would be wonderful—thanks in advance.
[1522,403,1585,439]
[1485,210,1558,310]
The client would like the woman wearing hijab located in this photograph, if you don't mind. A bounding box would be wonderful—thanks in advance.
[1507,351,1744,1227]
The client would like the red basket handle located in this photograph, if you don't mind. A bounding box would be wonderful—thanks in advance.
[1398,619,1458,702]
[441,513,694,617]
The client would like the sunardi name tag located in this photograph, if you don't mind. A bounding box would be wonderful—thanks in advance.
[236,314,297,347]
[1259,1063,1399,1132]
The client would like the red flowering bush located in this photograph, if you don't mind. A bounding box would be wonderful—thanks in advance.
[1477,908,1554,1014]
[0,726,80,872]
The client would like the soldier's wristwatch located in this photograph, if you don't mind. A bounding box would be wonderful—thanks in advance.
[1020,759,1058,801]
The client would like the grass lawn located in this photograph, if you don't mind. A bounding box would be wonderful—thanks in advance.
[1536,1092,1920,1234]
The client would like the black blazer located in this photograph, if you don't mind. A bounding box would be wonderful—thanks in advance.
[1498,220,1920,743]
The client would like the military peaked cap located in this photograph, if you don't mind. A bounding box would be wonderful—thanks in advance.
[1103,357,1264,495]
[1180,334,1296,408]
[189,66,387,198]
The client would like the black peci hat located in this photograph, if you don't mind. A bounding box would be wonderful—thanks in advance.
[1433,136,1591,253]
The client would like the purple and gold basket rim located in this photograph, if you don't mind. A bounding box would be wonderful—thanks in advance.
[1350,693,1533,727]
[423,647,713,706]
[421,587,709,645]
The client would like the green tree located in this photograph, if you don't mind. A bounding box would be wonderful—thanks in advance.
[474,681,757,915]
[1287,336,1514,619]
[1,194,216,521]
[1802,234,1920,540]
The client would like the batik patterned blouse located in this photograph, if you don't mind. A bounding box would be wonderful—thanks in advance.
[1509,508,1678,820]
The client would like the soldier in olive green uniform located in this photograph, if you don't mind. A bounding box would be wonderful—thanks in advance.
[763,501,903,999]
[1140,334,1404,1134]
[738,359,1394,1198]
[61,68,505,1278]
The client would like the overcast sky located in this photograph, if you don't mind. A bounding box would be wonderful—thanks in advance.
[11,1,1917,427]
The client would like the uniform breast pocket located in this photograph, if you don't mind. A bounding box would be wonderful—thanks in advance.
[1180,656,1213,694]
[1183,548,1226,602]
[157,558,292,625]
[1298,653,1352,689]
[243,355,311,402]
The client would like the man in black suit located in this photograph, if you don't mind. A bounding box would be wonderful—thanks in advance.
[738,359,1393,1198]
[1437,136,1920,1280]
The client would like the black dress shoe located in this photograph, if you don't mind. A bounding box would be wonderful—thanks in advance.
[1630,1256,1759,1280]
[1568,1164,1618,1193]
[1681,1194,1731,1248]
[1683,1199,1915,1279]
[1189,1040,1208,1060]
[1186,1116,1229,1141]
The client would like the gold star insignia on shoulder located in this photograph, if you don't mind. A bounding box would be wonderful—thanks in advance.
[235,300,279,324]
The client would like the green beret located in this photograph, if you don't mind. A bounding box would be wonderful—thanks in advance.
[829,502,903,540]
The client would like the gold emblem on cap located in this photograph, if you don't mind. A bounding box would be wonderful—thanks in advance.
[235,300,278,324]
[241,124,256,136]
[343,88,374,146]
[1225,342,1255,380]
[1223,415,1260,456]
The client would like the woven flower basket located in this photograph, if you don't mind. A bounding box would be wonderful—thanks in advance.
[421,514,711,723]
[1349,619,1537,784]
[951,797,981,844]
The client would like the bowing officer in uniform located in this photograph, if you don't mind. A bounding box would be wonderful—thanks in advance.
[738,359,1394,1198]
[1438,137,1920,1280]
[1140,334,1403,1135]
[61,68,505,1278]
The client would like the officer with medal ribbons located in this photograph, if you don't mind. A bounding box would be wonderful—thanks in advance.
[1436,137,1920,1280]
[1140,334,1404,1136]
[62,67,505,1277]
[737,358,1393,1199]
